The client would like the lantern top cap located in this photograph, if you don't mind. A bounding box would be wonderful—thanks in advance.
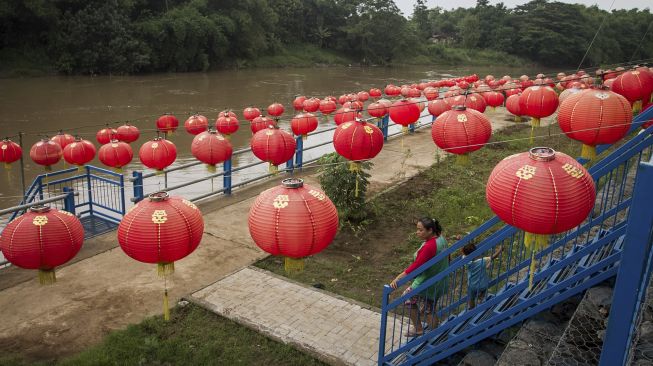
[453,105,467,111]
[282,178,304,189]
[30,205,51,213]
[148,191,170,202]
[529,147,556,162]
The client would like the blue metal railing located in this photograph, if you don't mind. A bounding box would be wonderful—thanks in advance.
[378,106,653,365]
[131,111,435,203]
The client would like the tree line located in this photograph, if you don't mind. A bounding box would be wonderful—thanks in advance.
[1,0,651,75]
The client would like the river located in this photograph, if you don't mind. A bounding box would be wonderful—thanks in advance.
[0,65,542,209]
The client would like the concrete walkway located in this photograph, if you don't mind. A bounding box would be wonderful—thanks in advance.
[0,108,521,361]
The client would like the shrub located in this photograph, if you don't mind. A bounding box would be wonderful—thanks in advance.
[317,153,372,223]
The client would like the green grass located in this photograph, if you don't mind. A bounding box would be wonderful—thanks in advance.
[244,44,352,68]
[1,303,325,366]
[255,122,582,308]
[396,45,530,67]
[0,47,54,77]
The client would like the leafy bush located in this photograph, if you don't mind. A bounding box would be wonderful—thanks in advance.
[317,153,371,224]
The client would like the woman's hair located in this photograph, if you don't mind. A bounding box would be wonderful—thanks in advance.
[417,217,442,236]
[462,243,476,256]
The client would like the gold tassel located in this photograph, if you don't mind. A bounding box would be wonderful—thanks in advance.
[633,100,642,115]
[490,107,495,112]
[355,174,359,198]
[4,162,11,169]
[207,164,216,173]
[531,117,541,128]
[581,144,597,160]
[155,169,164,176]
[456,154,470,166]
[224,134,231,141]
[77,165,84,173]
[529,249,536,290]
[269,163,278,174]
[163,289,170,321]
[38,269,56,285]
[284,257,304,274]
[530,124,535,144]
[157,262,175,277]
[166,130,174,137]
[349,161,360,172]
[113,167,123,173]
[45,165,52,172]
[302,134,308,141]
[514,116,522,123]
[401,126,409,135]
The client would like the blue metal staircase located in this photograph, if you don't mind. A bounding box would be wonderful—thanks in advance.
[378,106,653,366]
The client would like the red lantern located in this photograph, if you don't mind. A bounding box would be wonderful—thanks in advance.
[559,88,583,104]
[251,115,276,134]
[369,88,382,99]
[423,87,439,101]
[184,114,209,135]
[267,103,285,118]
[334,107,361,126]
[303,98,320,113]
[427,99,451,118]
[291,113,318,139]
[0,205,84,284]
[486,147,596,286]
[243,107,261,121]
[319,99,337,116]
[506,94,523,122]
[610,69,653,113]
[558,90,632,160]
[116,123,140,143]
[117,191,204,320]
[96,128,117,145]
[431,106,492,165]
[293,96,307,111]
[98,139,133,171]
[139,137,177,172]
[519,86,559,127]
[484,91,505,109]
[50,132,75,149]
[156,114,179,136]
[30,139,62,171]
[389,99,420,133]
[450,93,487,113]
[215,114,239,138]
[63,138,96,170]
[248,178,338,272]
[357,91,370,102]
[367,102,388,119]
[337,94,349,105]
[384,85,401,97]
[191,130,233,172]
[250,126,296,173]
[333,119,384,171]
[1,138,22,169]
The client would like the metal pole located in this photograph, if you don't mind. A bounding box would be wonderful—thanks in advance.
[18,132,27,202]
[63,187,76,215]
[132,171,144,203]
[295,136,303,170]
[599,158,653,366]
[223,158,232,195]
[378,285,391,365]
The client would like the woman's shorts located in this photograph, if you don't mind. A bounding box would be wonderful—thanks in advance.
[404,296,436,314]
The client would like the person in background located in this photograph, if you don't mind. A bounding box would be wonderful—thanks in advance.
[390,217,449,338]
[462,242,503,309]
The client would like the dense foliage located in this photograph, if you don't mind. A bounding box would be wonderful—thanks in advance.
[0,0,651,74]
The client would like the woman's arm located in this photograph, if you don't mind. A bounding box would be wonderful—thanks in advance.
[390,271,407,289]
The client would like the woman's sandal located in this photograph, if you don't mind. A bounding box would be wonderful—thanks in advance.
[404,330,424,338]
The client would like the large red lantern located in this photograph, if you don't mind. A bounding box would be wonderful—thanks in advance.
[389,99,421,133]
[251,115,276,134]
[250,126,296,173]
[243,107,261,121]
[99,140,133,172]
[215,113,239,139]
[333,119,384,171]
[63,137,96,170]
[484,91,505,110]
[50,132,75,149]
[558,88,583,104]
[558,90,632,160]
[267,103,285,119]
[303,98,320,113]
[367,102,388,119]
[139,137,177,173]
[293,96,307,111]
[505,94,523,122]
[0,205,84,284]
[519,86,559,128]
[291,113,318,139]
[30,139,62,171]
[184,114,209,135]
[96,127,117,145]
[156,114,179,136]
[117,191,204,320]
[116,123,140,143]
[431,106,492,165]
[248,178,338,273]
[319,99,337,116]
[486,147,595,287]
[610,69,653,114]
[191,130,233,172]
[427,99,451,118]
[334,107,361,125]
[1,138,22,169]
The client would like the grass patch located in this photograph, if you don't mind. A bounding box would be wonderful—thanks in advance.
[1,303,324,366]
[255,122,582,308]
[0,47,54,78]
[396,45,531,67]
[245,44,352,68]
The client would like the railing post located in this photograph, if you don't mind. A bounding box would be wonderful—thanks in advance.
[86,165,93,215]
[599,158,653,366]
[294,136,303,170]
[378,285,391,366]
[63,187,76,215]
[132,171,144,203]
[409,123,415,133]
[119,173,126,215]
[382,115,389,141]
[223,158,232,195]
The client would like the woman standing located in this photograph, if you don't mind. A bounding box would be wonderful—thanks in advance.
[390,217,449,337]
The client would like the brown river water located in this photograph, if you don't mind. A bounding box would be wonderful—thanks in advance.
[0,65,542,209]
